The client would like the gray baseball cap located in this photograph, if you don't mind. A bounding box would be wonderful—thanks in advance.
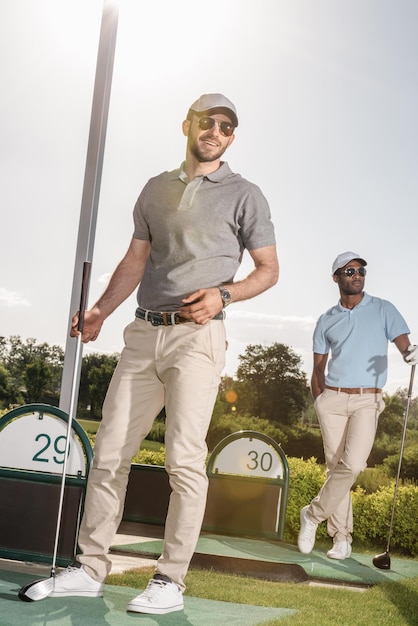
[188,93,238,127]
[332,251,367,274]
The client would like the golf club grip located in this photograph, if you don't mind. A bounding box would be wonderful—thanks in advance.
[407,364,416,396]
[77,262,92,333]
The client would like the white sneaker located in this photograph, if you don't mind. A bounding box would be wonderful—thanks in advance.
[127,578,184,614]
[49,564,104,597]
[327,541,352,560]
[297,505,318,554]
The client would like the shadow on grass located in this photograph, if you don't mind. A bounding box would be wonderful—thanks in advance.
[380,579,418,625]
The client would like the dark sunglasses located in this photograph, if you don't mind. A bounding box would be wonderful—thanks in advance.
[337,266,367,277]
[197,116,235,137]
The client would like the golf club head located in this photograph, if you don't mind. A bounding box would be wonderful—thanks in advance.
[372,551,391,570]
[18,576,54,602]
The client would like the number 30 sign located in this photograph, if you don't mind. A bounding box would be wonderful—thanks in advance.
[209,431,286,479]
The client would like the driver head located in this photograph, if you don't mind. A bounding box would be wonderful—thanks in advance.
[18,576,54,602]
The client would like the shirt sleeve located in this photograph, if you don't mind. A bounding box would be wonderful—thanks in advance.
[313,316,329,355]
[238,183,276,250]
[384,301,410,342]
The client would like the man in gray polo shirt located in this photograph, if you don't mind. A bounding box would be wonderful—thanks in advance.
[298,251,417,560]
[47,94,278,613]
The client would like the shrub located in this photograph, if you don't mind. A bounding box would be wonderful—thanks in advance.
[355,466,392,494]
[390,484,418,554]
[132,447,166,466]
[284,459,418,556]
[352,483,418,556]
[206,414,287,452]
[280,426,324,463]
[383,444,418,482]
[146,421,166,443]
[284,457,327,542]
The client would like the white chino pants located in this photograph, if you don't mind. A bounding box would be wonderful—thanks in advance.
[309,388,385,542]
[77,316,226,590]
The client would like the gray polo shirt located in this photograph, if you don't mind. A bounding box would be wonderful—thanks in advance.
[133,162,276,311]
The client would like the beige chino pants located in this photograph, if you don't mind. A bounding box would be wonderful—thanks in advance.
[78,316,226,590]
[309,389,385,543]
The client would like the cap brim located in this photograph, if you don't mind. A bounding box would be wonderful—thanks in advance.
[191,106,238,127]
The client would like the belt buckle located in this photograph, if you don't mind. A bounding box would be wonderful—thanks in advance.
[149,312,160,326]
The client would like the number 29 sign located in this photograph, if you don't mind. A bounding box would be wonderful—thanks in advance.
[0,410,86,476]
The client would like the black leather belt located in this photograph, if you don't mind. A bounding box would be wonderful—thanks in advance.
[135,307,224,326]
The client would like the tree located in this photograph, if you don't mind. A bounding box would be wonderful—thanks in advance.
[235,343,309,425]
[376,393,405,439]
[395,385,418,430]
[213,375,237,419]
[24,358,53,403]
[0,336,64,405]
[78,352,119,419]
[0,362,12,407]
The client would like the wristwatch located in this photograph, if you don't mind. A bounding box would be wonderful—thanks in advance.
[218,286,232,308]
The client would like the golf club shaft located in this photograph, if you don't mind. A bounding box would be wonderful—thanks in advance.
[50,262,91,576]
[385,363,415,553]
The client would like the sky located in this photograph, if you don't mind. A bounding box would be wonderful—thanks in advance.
[1,0,418,395]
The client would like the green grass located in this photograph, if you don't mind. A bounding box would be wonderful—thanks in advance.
[78,418,100,434]
[106,566,418,626]
[139,439,166,452]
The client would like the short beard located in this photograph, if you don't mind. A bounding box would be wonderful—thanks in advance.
[340,283,364,296]
[188,138,228,163]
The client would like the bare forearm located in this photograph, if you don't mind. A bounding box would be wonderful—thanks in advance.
[393,333,412,358]
[311,375,325,400]
[71,239,150,342]
[93,258,142,319]
[227,245,279,303]
[311,353,328,400]
[92,238,150,320]
[179,244,278,325]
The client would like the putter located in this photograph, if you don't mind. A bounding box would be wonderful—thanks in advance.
[19,262,91,601]
[373,363,416,570]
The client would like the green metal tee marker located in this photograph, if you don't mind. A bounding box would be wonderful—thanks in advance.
[0,403,93,565]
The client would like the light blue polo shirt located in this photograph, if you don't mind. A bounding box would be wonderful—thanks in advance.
[313,293,410,388]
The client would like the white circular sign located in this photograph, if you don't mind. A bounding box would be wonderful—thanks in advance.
[0,412,87,476]
[213,436,284,478]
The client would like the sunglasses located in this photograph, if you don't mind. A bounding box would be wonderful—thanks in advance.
[337,266,367,277]
[196,116,235,137]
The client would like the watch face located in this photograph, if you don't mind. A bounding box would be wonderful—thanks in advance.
[220,288,231,305]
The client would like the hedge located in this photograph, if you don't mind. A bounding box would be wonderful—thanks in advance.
[285,457,418,556]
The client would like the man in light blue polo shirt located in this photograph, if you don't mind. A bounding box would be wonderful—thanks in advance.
[298,251,417,560]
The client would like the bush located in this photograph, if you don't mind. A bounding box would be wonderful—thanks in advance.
[132,447,166,466]
[280,426,324,463]
[146,421,166,443]
[391,484,418,554]
[206,414,287,452]
[284,457,327,542]
[353,483,418,556]
[354,466,392,494]
[284,458,418,556]
[383,444,418,482]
